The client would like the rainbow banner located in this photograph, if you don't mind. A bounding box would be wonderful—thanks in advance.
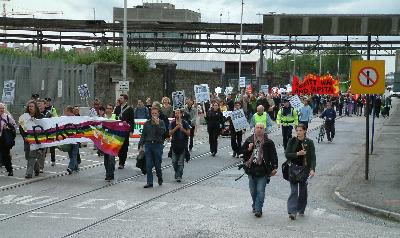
[20,115,131,156]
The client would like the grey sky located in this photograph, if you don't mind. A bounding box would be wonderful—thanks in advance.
[4,0,399,71]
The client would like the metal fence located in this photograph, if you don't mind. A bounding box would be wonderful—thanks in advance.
[0,55,94,118]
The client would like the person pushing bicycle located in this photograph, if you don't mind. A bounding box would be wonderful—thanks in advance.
[319,101,336,142]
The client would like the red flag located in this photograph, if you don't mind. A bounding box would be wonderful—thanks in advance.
[247,84,253,93]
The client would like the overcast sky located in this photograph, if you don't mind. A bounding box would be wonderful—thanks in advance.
[4,0,400,72]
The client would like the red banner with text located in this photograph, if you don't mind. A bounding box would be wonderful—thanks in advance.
[292,74,339,95]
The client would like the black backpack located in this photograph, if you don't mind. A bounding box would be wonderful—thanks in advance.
[0,115,16,149]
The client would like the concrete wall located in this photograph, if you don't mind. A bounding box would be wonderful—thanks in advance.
[93,63,221,106]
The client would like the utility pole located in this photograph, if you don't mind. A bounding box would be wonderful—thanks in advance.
[238,0,244,91]
[122,0,128,81]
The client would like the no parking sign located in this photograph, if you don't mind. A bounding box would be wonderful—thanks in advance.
[351,60,385,94]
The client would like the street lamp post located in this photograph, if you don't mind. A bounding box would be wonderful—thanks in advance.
[238,0,244,91]
[122,0,128,81]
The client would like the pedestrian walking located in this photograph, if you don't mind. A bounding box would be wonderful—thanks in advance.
[249,105,273,133]
[169,109,190,182]
[241,122,278,218]
[161,97,174,118]
[319,101,336,142]
[298,99,313,129]
[228,101,244,158]
[285,124,316,220]
[184,98,197,151]
[205,101,224,156]
[19,100,44,179]
[139,107,166,188]
[62,105,80,175]
[0,102,16,176]
[117,94,135,169]
[277,96,298,150]
[135,99,150,119]
[103,103,117,181]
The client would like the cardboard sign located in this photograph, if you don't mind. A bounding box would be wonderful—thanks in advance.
[224,87,233,95]
[231,109,248,132]
[1,80,16,104]
[239,77,246,88]
[172,91,185,110]
[118,81,129,92]
[194,84,210,103]
[78,84,90,99]
[260,85,269,95]
[289,95,304,112]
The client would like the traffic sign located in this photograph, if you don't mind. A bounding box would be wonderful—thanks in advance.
[118,81,129,92]
[351,60,385,94]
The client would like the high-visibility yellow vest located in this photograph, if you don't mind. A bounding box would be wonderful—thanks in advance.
[254,112,268,127]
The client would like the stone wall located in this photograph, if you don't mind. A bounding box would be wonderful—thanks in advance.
[93,62,221,106]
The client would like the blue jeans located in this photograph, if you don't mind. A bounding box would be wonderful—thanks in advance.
[248,175,268,213]
[145,143,163,184]
[104,153,115,178]
[172,151,184,179]
[67,144,79,171]
[287,180,308,214]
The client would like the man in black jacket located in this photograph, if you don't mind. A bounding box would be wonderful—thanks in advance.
[241,122,278,218]
[117,94,135,169]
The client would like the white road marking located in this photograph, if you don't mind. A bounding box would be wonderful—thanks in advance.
[28,215,95,220]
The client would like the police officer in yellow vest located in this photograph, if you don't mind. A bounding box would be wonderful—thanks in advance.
[276,96,298,149]
[250,105,273,133]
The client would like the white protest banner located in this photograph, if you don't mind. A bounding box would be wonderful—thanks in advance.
[194,84,210,103]
[172,91,185,110]
[260,85,269,95]
[231,109,248,132]
[224,86,233,95]
[1,80,16,104]
[289,95,304,112]
[78,84,90,99]
[239,77,246,88]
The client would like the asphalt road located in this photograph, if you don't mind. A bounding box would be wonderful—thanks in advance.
[0,116,399,238]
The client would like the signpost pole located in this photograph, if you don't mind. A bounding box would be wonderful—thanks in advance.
[365,33,371,180]
[371,94,376,154]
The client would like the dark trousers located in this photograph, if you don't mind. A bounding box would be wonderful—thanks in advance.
[104,154,115,179]
[208,128,220,154]
[338,104,343,116]
[145,143,163,184]
[118,134,130,166]
[189,126,195,150]
[230,130,243,155]
[325,121,335,141]
[0,145,12,172]
[46,146,56,162]
[282,125,293,150]
[287,180,308,214]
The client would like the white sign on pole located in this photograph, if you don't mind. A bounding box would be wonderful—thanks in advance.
[231,109,248,132]
[194,84,210,103]
[118,81,129,92]
[57,80,63,98]
[224,86,233,95]
[172,91,185,110]
[1,80,16,104]
[260,85,269,95]
[215,87,222,94]
[289,95,304,112]
[239,77,246,88]
[78,84,90,99]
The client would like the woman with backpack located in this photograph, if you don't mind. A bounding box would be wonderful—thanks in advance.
[0,103,16,176]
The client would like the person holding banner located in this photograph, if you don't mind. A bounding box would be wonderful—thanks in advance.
[103,104,117,181]
[62,106,80,175]
[19,100,44,179]
[206,101,224,157]
[117,94,135,169]
[277,97,298,150]
[139,107,166,188]
[228,101,244,158]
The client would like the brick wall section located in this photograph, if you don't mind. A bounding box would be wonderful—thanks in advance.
[94,62,221,106]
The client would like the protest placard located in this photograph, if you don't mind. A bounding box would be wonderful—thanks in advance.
[1,80,16,104]
[289,95,304,112]
[172,91,185,110]
[231,109,248,132]
[78,84,90,99]
[194,84,210,103]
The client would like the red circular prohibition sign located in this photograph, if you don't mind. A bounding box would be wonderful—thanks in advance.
[357,67,379,88]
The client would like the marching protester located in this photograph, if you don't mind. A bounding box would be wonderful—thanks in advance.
[205,100,224,156]
[63,105,80,174]
[152,101,170,141]
[184,98,197,151]
[117,94,135,169]
[228,101,244,158]
[103,103,117,181]
[36,99,51,172]
[0,102,16,176]
[241,122,278,218]
[44,97,58,117]
[161,96,174,118]
[285,124,316,220]
[19,100,43,179]
[44,98,57,166]
[134,99,150,119]
[298,99,313,129]
[249,105,273,133]
[169,109,190,182]
[277,96,298,150]
[139,107,166,188]
[319,101,336,142]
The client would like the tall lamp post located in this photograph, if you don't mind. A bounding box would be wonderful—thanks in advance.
[122,0,128,81]
[238,0,244,91]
